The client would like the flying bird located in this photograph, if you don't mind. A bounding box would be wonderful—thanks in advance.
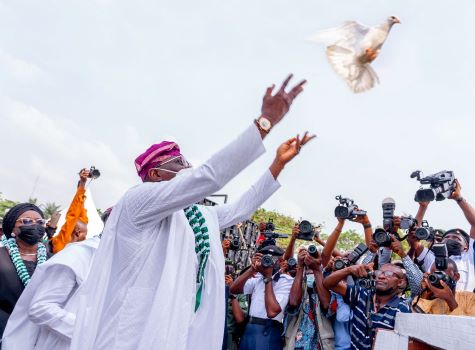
[309,16,401,93]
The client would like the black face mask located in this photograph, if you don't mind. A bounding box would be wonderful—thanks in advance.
[17,224,45,245]
[445,239,463,256]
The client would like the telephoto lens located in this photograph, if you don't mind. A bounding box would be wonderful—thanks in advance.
[372,228,392,247]
[307,244,319,258]
[261,254,274,268]
[333,258,347,271]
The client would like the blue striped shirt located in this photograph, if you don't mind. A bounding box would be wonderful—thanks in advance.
[344,285,411,349]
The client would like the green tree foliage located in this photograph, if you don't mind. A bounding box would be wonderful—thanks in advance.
[0,193,19,219]
[320,229,365,251]
[41,202,62,220]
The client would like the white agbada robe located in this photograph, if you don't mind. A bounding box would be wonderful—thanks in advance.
[70,124,280,350]
[1,237,100,350]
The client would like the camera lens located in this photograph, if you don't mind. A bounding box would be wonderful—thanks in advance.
[261,255,274,268]
[373,229,392,247]
[333,259,346,271]
[299,220,313,234]
[415,189,436,202]
[308,244,318,258]
[287,257,297,268]
[334,206,349,219]
[415,227,429,241]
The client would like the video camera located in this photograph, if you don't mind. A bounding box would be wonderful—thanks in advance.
[415,220,435,241]
[88,166,101,179]
[333,243,368,271]
[400,215,417,230]
[297,220,319,241]
[334,195,367,220]
[411,170,455,202]
[427,243,454,289]
[372,198,410,247]
[261,219,288,248]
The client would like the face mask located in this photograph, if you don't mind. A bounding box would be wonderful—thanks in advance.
[306,274,315,288]
[17,224,45,245]
[175,167,194,177]
[445,239,462,256]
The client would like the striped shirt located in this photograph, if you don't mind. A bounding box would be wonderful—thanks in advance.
[344,285,411,349]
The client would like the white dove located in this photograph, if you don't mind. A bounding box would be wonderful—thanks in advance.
[309,16,401,93]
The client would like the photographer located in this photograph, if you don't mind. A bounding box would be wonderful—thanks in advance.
[49,169,89,254]
[224,272,249,350]
[414,259,475,316]
[323,263,411,349]
[284,248,334,350]
[230,246,293,350]
[412,180,475,291]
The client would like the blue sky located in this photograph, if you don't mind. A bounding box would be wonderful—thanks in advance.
[1,0,474,234]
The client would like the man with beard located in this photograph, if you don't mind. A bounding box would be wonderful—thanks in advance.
[323,263,410,349]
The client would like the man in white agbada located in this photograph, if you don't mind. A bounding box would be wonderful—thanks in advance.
[70,74,312,350]
[1,236,100,350]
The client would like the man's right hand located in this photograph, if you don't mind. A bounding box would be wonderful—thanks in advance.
[79,168,89,187]
[449,179,462,201]
[260,74,307,129]
[347,263,373,278]
[297,249,307,267]
[291,224,299,241]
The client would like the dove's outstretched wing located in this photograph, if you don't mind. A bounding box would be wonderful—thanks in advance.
[308,21,370,53]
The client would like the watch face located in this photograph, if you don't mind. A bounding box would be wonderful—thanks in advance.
[259,117,271,131]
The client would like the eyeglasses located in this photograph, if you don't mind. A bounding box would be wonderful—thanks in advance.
[374,270,403,279]
[16,218,46,226]
[158,155,192,168]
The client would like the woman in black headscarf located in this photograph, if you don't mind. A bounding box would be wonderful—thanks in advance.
[0,203,51,341]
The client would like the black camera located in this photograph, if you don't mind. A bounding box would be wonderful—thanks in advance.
[334,243,368,271]
[411,170,455,202]
[357,271,376,289]
[427,243,450,289]
[372,228,392,247]
[400,216,417,230]
[261,254,275,268]
[88,166,101,179]
[261,220,288,248]
[307,244,319,258]
[297,220,318,241]
[415,220,435,241]
[230,237,240,250]
[382,197,396,232]
[334,195,367,220]
[287,257,297,270]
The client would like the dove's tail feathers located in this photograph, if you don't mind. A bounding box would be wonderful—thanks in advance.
[325,45,379,93]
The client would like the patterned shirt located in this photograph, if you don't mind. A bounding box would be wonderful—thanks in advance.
[344,285,411,349]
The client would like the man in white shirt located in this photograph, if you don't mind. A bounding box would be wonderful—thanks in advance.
[230,245,293,350]
[69,75,314,350]
[412,179,475,292]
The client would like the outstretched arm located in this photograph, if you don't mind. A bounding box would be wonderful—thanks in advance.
[450,179,475,239]
[214,132,316,230]
[128,76,308,227]
[321,219,345,268]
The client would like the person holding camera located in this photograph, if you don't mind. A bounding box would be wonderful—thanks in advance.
[414,259,475,316]
[412,179,475,292]
[48,169,90,254]
[230,246,293,350]
[284,248,334,350]
[323,263,411,349]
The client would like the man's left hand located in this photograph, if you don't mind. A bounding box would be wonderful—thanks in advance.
[425,278,458,310]
[275,132,316,165]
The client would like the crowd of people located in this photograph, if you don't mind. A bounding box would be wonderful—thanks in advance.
[0,74,474,350]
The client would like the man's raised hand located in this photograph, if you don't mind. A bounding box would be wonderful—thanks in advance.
[261,74,307,127]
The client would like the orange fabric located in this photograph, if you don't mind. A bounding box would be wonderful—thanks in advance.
[51,186,88,253]
[415,291,475,317]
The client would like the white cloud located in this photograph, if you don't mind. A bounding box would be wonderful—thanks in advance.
[0,53,48,83]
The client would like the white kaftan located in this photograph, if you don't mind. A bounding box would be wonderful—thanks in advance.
[1,237,99,350]
[70,124,280,350]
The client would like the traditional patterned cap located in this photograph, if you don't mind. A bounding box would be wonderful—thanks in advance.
[134,141,181,181]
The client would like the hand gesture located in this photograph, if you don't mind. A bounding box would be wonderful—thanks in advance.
[291,224,300,240]
[251,253,262,274]
[390,235,406,258]
[368,239,379,254]
[225,275,234,286]
[425,277,457,306]
[261,74,307,127]
[450,179,462,200]
[79,168,89,185]
[297,249,307,267]
[275,132,316,165]
[392,216,401,234]
[348,263,373,278]
[304,255,322,272]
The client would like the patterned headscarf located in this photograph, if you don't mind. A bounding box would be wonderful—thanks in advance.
[134,141,181,181]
